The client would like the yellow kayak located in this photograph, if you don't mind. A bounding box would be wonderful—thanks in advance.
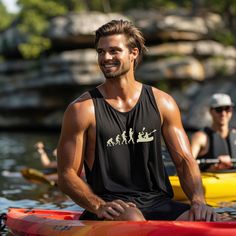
[170,171,236,205]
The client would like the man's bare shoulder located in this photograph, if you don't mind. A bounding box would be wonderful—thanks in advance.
[64,91,94,124]
[192,130,207,137]
[69,92,93,110]
[191,130,208,157]
[191,130,208,144]
[72,91,92,104]
[151,87,178,111]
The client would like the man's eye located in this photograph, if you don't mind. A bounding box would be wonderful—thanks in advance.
[110,50,118,54]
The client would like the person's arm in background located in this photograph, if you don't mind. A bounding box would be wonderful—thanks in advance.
[190,131,207,159]
[35,142,57,168]
[191,132,232,170]
[154,88,218,221]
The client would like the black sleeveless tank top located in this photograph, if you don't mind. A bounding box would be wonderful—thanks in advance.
[85,84,173,208]
[198,127,236,171]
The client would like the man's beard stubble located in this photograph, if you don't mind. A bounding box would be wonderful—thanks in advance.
[102,66,130,80]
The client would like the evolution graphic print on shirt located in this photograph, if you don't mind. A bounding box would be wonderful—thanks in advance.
[107,127,157,147]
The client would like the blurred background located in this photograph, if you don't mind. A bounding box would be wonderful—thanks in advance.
[0,0,236,232]
[0,0,235,131]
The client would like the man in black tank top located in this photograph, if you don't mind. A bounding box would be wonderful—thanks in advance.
[57,20,218,222]
[191,93,235,171]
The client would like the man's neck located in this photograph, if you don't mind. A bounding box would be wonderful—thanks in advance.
[102,75,138,100]
[98,76,143,113]
[211,124,229,138]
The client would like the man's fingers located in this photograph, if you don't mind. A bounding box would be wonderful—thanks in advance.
[200,206,207,221]
[109,201,127,213]
[106,206,120,217]
[114,199,131,207]
[97,200,137,220]
[205,208,214,221]
[102,211,114,220]
[191,204,202,221]
[103,200,134,215]
[127,202,136,207]
[190,203,219,222]
[113,200,136,210]
[97,204,121,220]
[188,211,194,221]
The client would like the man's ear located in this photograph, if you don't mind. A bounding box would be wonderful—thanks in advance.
[131,47,139,60]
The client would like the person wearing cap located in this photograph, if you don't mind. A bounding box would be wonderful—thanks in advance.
[191,93,236,171]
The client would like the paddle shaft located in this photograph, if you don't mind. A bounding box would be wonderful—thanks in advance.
[197,158,236,164]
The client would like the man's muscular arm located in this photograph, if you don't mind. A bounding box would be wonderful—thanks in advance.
[57,95,105,213]
[153,88,218,221]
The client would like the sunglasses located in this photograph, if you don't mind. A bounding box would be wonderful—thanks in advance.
[212,106,233,113]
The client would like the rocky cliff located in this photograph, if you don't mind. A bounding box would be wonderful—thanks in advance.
[0,10,235,130]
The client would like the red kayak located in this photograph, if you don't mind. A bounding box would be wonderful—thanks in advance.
[5,208,236,236]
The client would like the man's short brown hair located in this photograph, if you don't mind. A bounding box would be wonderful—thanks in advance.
[95,19,147,69]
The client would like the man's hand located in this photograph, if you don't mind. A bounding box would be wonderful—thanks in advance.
[189,202,219,221]
[35,142,44,149]
[95,199,136,220]
[218,155,233,169]
[208,155,233,171]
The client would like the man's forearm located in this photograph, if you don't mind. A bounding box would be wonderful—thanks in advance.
[58,171,105,213]
[176,158,205,204]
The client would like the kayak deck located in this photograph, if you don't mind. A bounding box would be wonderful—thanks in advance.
[6,208,236,236]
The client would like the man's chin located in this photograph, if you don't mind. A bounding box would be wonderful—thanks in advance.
[104,73,120,79]
[103,68,129,79]
[105,75,119,79]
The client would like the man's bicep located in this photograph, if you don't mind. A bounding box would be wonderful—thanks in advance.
[162,101,193,163]
[57,104,87,174]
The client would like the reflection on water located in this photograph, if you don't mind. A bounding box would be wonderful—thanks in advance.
[0,132,236,234]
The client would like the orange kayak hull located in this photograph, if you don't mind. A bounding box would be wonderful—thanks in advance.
[5,208,236,236]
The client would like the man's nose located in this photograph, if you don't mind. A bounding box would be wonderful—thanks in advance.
[222,110,228,114]
[104,52,113,60]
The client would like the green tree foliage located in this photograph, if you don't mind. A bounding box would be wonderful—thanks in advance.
[0,1,15,31]
[16,0,89,59]
[204,0,236,28]
[16,0,117,59]
[202,0,236,45]
[2,0,235,59]
[16,0,67,58]
[57,0,86,12]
